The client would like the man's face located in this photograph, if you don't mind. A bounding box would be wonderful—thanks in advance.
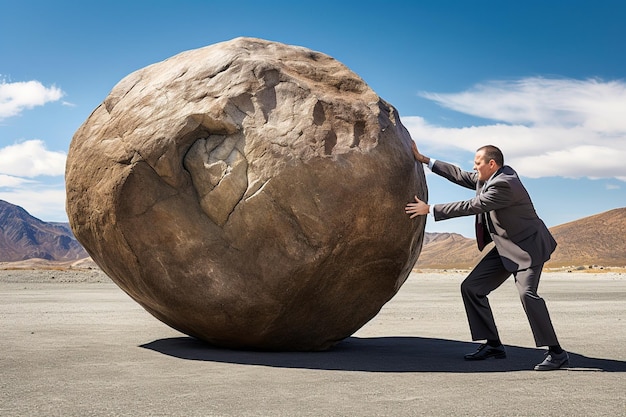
[473,150,496,182]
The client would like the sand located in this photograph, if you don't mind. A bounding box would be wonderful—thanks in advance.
[1,269,624,416]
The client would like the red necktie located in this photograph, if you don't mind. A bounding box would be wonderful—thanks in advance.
[476,182,487,250]
[475,214,486,251]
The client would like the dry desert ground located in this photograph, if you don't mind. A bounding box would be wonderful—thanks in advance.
[1,268,625,416]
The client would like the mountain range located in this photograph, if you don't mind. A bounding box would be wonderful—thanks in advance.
[0,200,88,262]
[1,199,624,269]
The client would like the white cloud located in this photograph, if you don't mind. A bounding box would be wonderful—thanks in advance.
[0,174,36,188]
[408,77,626,181]
[0,141,68,221]
[420,77,626,130]
[0,79,68,221]
[0,140,66,177]
[0,185,67,222]
[0,79,65,120]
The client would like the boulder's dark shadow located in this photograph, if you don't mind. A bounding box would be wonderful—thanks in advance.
[140,336,626,373]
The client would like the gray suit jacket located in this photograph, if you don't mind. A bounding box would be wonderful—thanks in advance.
[431,160,557,272]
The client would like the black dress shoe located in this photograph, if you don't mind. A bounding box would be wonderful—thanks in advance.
[534,350,569,371]
[464,343,507,360]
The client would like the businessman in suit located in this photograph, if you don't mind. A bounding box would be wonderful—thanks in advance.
[405,142,569,371]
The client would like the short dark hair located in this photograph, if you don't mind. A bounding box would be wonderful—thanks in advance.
[477,145,504,166]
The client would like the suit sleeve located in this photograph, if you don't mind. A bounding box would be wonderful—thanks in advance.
[431,160,478,191]
[433,177,514,221]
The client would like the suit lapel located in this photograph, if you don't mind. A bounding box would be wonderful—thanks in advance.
[474,168,504,249]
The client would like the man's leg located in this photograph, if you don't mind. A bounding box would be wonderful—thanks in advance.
[460,247,511,342]
[513,265,559,347]
[514,266,569,370]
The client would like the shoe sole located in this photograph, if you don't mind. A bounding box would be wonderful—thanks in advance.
[464,353,507,361]
[534,360,569,371]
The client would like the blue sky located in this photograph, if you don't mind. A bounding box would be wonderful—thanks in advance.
[1,0,625,237]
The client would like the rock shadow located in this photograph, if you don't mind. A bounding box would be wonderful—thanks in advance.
[140,336,626,373]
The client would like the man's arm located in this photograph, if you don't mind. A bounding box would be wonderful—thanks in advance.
[433,178,514,221]
[412,141,474,188]
[406,141,475,219]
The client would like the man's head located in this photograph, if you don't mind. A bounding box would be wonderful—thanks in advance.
[474,145,503,181]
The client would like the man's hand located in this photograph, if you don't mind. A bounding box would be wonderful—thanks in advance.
[411,141,430,165]
[405,196,430,218]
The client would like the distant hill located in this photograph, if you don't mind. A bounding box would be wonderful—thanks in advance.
[0,200,88,262]
[548,207,626,268]
[416,207,626,269]
[417,232,480,269]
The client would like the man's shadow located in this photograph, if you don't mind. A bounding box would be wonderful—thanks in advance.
[140,336,626,373]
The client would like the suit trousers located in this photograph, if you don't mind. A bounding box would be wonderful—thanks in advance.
[460,247,560,347]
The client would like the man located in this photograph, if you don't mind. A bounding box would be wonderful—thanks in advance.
[405,142,568,371]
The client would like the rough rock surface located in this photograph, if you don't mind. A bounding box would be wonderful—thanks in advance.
[65,37,427,350]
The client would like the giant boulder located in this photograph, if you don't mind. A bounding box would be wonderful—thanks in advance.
[66,37,427,350]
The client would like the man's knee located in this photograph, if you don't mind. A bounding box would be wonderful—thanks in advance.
[460,278,476,298]
[517,285,542,304]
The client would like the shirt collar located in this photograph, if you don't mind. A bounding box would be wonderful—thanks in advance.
[484,167,502,188]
